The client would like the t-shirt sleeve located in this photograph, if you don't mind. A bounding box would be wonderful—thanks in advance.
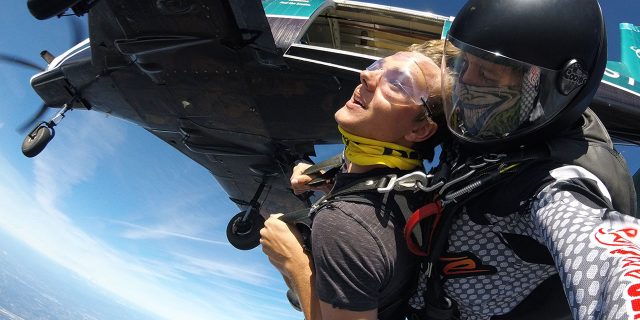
[311,202,388,311]
[530,166,640,320]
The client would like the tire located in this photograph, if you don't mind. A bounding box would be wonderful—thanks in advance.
[226,210,265,250]
[287,290,302,312]
[22,125,53,158]
[27,0,82,20]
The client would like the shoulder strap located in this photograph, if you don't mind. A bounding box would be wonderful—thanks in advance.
[546,109,637,216]
[302,154,344,187]
[308,174,391,214]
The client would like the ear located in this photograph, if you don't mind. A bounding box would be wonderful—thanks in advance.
[405,120,437,143]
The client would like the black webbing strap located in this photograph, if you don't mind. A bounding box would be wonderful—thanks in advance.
[307,174,396,214]
[301,154,344,187]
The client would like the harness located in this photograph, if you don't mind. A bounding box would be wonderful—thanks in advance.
[404,110,636,320]
[281,110,636,318]
[405,147,554,320]
[281,147,550,318]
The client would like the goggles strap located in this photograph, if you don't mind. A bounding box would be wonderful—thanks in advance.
[421,97,434,119]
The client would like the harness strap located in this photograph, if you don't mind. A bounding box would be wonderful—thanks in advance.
[302,154,344,187]
[309,174,397,215]
[404,201,443,257]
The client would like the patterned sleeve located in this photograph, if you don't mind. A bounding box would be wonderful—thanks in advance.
[531,165,640,320]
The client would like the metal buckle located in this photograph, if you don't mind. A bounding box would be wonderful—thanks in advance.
[377,172,443,193]
[468,153,506,169]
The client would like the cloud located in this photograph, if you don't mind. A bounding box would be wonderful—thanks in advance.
[111,219,231,246]
[171,252,278,288]
[32,112,125,210]
[0,114,298,320]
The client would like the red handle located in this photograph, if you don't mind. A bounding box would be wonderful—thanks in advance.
[404,201,443,256]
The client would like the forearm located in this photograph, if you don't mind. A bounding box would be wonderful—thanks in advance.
[287,263,322,320]
[532,182,640,319]
[260,214,323,318]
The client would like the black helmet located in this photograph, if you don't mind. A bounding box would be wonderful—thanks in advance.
[442,0,607,148]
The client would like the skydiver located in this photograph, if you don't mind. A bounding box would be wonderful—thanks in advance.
[406,0,639,319]
[260,48,447,320]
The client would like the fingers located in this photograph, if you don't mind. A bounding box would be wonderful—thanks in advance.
[260,213,308,277]
[259,213,292,249]
[290,162,336,195]
[291,163,314,195]
[292,162,313,175]
[268,213,284,220]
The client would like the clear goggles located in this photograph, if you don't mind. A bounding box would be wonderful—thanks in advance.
[364,52,431,108]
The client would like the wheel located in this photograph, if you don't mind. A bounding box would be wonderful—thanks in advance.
[226,210,265,250]
[287,290,302,312]
[22,125,53,158]
[27,0,82,20]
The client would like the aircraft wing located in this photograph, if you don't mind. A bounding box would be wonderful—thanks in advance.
[31,0,450,217]
[81,0,357,214]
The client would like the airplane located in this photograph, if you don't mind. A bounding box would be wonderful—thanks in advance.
[4,0,640,251]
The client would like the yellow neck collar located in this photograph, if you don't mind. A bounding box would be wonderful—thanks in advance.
[339,126,422,171]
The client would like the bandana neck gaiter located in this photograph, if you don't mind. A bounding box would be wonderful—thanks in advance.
[339,126,423,171]
[454,82,523,138]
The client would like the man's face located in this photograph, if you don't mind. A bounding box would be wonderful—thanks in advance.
[335,52,438,145]
[460,53,523,88]
[449,52,530,137]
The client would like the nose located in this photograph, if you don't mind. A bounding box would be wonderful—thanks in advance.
[360,69,381,92]
[461,62,483,86]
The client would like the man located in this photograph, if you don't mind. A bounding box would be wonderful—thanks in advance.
[260,50,444,320]
[408,0,640,319]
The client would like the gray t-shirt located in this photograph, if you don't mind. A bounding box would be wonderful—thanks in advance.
[311,171,417,319]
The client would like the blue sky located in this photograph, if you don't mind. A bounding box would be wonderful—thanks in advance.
[0,1,638,319]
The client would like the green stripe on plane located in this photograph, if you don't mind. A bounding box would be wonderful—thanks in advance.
[602,23,640,96]
[262,0,327,17]
[620,23,640,80]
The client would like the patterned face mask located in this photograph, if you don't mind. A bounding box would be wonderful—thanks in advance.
[453,67,543,139]
[454,82,522,138]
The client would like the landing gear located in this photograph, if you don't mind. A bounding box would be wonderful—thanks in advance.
[227,166,279,250]
[226,180,268,250]
[287,289,302,312]
[21,104,71,158]
[226,208,265,250]
[22,124,53,158]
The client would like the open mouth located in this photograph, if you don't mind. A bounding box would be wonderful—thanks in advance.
[353,94,366,109]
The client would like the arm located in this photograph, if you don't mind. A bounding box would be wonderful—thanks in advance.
[260,214,321,320]
[319,302,377,320]
[260,215,377,320]
[530,169,640,320]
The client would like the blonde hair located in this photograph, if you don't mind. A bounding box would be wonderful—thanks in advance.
[408,39,460,66]
[406,39,459,159]
[407,39,456,124]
